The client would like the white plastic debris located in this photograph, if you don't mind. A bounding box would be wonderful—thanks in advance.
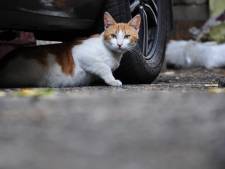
[166,40,225,69]
[36,40,62,46]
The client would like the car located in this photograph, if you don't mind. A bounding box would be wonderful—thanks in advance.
[0,0,173,84]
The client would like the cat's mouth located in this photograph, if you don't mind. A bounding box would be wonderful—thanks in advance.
[116,47,128,53]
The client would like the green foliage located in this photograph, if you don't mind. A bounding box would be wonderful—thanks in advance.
[210,0,225,16]
[208,23,225,43]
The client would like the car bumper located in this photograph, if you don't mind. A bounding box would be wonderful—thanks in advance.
[0,0,105,31]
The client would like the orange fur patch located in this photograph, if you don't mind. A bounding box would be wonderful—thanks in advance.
[44,43,76,76]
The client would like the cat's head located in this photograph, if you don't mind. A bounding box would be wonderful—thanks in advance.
[103,12,141,53]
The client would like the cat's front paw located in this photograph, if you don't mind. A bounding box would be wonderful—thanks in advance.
[108,80,122,87]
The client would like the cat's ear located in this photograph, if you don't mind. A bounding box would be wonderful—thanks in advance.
[104,12,116,29]
[128,15,141,32]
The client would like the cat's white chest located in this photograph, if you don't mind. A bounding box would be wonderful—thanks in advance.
[74,36,122,71]
[99,50,121,70]
[108,56,121,71]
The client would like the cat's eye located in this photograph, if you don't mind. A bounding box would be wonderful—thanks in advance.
[124,35,131,39]
[111,34,116,38]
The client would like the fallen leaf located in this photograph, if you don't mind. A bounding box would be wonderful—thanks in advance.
[0,91,6,97]
[16,88,55,97]
[208,88,225,93]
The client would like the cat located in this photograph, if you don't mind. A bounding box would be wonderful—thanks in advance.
[0,12,141,88]
[166,40,225,69]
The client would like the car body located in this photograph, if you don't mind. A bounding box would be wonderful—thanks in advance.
[0,0,104,31]
[0,0,172,37]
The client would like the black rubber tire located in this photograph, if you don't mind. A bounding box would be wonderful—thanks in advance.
[105,0,170,84]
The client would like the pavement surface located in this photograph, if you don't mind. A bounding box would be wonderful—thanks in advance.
[0,68,225,169]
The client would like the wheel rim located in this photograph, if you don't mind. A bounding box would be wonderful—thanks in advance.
[130,0,159,60]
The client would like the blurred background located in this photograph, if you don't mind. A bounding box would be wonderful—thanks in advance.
[161,0,225,88]
[172,0,224,40]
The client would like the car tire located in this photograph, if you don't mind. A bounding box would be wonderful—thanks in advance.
[105,0,170,84]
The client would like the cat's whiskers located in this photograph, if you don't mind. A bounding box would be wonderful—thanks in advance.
[127,48,140,55]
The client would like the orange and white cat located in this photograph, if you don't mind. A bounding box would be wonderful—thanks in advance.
[0,12,141,88]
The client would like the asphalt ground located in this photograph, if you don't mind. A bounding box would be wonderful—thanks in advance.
[0,68,225,169]
[0,68,225,96]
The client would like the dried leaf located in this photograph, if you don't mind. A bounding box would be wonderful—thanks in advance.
[16,88,55,97]
[208,88,225,93]
[0,91,6,97]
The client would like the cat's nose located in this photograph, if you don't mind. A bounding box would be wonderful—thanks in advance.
[117,44,122,48]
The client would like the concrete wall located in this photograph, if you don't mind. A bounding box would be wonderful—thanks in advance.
[173,0,209,21]
[172,0,209,39]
